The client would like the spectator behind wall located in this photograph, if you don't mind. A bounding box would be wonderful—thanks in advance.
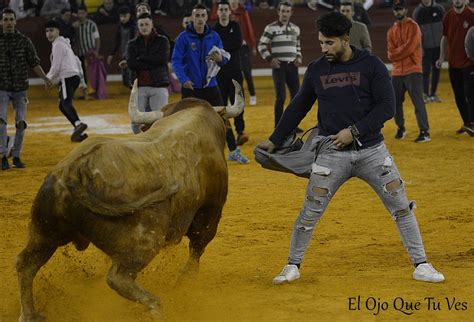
[40,0,70,18]
[94,0,119,24]
[54,8,76,48]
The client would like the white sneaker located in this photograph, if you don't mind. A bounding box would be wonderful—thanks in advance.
[413,263,445,283]
[249,95,257,106]
[273,264,300,284]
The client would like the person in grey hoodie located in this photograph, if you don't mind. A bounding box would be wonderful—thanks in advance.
[45,20,88,142]
[257,12,444,286]
[412,0,444,103]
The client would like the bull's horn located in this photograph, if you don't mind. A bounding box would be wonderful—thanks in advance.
[213,79,244,118]
[128,80,164,124]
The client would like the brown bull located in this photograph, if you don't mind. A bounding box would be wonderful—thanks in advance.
[16,80,244,321]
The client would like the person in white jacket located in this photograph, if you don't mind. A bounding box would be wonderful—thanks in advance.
[45,19,88,142]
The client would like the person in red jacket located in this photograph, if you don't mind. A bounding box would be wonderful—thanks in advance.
[387,0,430,143]
[435,0,474,136]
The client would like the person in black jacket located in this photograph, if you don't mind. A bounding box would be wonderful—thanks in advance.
[107,6,136,88]
[257,12,444,285]
[126,13,170,134]
[55,8,76,48]
[213,0,249,164]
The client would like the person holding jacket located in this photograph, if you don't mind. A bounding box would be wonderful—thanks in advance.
[213,0,249,164]
[45,20,88,143]
[387,0,431,143]
[127,13,170,134]
[172,3,228,106]
[412,0,444,103]
[257,11,444,286]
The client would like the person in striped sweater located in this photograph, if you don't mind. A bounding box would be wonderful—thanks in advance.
[257,1,303,130]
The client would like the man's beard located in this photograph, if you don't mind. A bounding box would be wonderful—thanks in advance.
[325,50,344,62]
[395,13,405,20]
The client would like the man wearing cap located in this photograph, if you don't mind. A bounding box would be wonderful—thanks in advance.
[387,0,431,143]
[45,19,89,142]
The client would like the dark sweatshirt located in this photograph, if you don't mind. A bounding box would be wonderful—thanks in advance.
[213,20,243,71]
[270,47,395,148]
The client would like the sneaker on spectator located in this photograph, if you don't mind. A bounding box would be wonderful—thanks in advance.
[413,263,444,283]
[273,264,300,284]
[228,148,249,164]
[395,127,406,140]
[236,133,249,146]
[423,93,432,104]
[414,130,431,143]
[71,123,88,142]
[2,156,9,170]
[249,95,257,106]
[12,157,25,168]
[430,95,442,103]
[462,124,474,137]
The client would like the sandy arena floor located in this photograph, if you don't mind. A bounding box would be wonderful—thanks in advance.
[1,75,473,321]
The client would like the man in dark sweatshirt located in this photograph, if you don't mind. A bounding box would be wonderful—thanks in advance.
[257,12,444,285]
[213,0,249,164]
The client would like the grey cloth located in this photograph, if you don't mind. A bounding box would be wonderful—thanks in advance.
[392,73,430,131]
[287,142,427,266]
[254,127,323,178]
[412,2,444,49]
[0,90,27,158]
[466,27,474,60]
[349,21,372,52]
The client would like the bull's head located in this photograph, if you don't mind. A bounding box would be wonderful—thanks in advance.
[128,80,244,125]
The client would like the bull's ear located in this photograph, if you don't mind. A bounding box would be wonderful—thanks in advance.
[128,80,164,125]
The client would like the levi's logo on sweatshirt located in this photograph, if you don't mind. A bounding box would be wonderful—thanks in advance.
[320,72,360,90]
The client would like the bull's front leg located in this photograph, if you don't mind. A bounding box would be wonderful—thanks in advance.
[16,245,57,322]
[107,263,161,311]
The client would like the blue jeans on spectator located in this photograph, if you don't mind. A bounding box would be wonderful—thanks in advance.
[0,90,27,158]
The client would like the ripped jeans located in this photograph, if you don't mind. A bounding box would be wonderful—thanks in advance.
[288,142,427,266]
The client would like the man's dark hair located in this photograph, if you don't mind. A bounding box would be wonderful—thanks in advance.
[339,2,355,10]
[77,4,88,12]
[135,2,150,11]
[218,0,230,7]
[45,19,61,30]
[278,1,293,10]
[137,12,152,21]
[60,8,71,14]
[118,5,131,15]
[316,12,352,37]
[193,3,208,11]
[2,8,16,18]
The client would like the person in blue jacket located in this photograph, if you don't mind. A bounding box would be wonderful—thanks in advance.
[172,3,227,106]
[257,12,445,285]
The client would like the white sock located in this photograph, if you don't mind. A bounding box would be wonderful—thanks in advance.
[74,121,82,127]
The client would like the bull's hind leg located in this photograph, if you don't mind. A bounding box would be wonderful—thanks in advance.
[185,205,224,272]
[16,239,57,322]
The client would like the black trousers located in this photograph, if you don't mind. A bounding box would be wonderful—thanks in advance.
[217,68,245,135]
[272,62,300,128]
[422,47,441,96]
[241,45,256,96]
[181,86,237,151]
[59,75,81,127]
[448,66,474,125]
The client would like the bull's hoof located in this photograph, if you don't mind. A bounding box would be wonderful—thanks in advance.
[19,312,45,322]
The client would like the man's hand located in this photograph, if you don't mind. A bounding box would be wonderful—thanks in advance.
[118,60,128,69]
[294,57,302,67]
[256,139,277,153]
[435,58,443,69]
[183,80,194,90]
[330,128,353,149]
[210,51,223,63]
[44,78,53,90]
[271,58,281,69]
[107,55,113,65]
